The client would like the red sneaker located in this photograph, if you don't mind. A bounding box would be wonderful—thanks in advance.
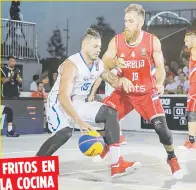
[111,157,141,178]
[120,135,127,145]
[184,140,196,149]
[167,157,183,179]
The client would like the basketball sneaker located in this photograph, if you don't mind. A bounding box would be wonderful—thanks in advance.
[111,156,141,178]
[184,140,196,149]
[167,157,183,179]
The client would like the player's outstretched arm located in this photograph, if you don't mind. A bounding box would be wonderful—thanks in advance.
[58,60,93,131]
[153,36,166,94]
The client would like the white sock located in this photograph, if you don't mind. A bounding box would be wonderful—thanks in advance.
[120,129,122,136]
[8,125,13,132]
[109,144,120,165]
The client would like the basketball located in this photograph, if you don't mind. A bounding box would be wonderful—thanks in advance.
[78,131,105,157]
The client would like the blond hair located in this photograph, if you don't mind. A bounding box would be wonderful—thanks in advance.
[185,31,196,37]
[125,4,145,19]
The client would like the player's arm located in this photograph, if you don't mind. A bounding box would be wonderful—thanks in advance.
[58,60,80,121]
[58,60,93,131]
[0,68,10,84]
[153,36,166,93]
[191,47,196,61]
[100,37,133,92]
[87,77,102,101]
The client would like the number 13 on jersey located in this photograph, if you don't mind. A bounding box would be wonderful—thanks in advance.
[132,72,139,81]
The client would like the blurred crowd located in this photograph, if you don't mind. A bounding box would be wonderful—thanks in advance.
[164,56,189,94]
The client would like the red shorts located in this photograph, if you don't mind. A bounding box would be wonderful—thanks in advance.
[103,90,165,121]
[187,83,196,112]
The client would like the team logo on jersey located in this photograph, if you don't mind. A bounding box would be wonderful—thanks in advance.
[141,48,146,56]
[131,51,135,57]
[120,53,125,58]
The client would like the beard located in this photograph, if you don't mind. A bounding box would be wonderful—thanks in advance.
[124,28,140,44]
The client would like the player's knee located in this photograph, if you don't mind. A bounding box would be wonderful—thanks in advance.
[151,116,173,145]
[95,105,118,123]
[3,106,13,116]
[187,111,196,122]
[55,127,73,144]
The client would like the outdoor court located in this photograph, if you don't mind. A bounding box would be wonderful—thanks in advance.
[2,131,196,190]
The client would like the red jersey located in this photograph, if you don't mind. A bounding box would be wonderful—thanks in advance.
[189,54,196,83]
[115,31,156,95]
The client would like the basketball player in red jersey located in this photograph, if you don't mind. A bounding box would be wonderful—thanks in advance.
[184,32,196,148]
[93,4,183,179]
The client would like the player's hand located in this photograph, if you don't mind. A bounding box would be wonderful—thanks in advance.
[75,118,94,132]
[119,77,134,93]
[116,58,127,73]
[87,94,95,102]
[156,84,164,95]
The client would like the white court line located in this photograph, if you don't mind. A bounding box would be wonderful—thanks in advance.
[2,148,78,155]
[2,145,192,155]
[60,158,196,176]
[59,177,179,190]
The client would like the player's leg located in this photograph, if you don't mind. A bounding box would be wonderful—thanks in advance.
[74,100,141,177]
[184,83,196,148]
[36,98,73,156]
[95,90,134,161]
[133,93,183,179]
[1,106,20,137]
[103,92,127,145]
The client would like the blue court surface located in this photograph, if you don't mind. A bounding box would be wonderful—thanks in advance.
[2,131,196,190]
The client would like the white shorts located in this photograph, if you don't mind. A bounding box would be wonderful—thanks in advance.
[46,95,105,133]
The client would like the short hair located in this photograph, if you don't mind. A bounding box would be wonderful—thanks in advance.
[125,4,145,19]
[185,31,196,37]
[82,28,101,41]
[37,80,43,87]
[33,74,39,81]
[8,55,16,60]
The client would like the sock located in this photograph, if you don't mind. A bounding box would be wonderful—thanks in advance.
[189,135,195,144]
[8,125,13,132]
[109,144,120,165]
[167,150,176,161]
[120,129,122,136]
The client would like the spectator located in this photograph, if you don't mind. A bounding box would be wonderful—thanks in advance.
[170,61,179,73]
[0,105,20,137]
[175,72,189,94]
[176,85,185,94]
[31,81,47,100]
[182,57,189,77]
[165,65,175,78]
[30,74,39,92]
[174,68,183,81]
[42,75,51,93]
[165,75,178,94]
[1,55,22,97]
[50,72,58,88]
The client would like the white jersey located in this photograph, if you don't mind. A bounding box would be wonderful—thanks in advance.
[49,52,104,102]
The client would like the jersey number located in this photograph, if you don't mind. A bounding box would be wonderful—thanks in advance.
[81,82,91,91]
[132,72,139,81]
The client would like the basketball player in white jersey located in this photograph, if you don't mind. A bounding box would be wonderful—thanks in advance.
[35,28,141,178]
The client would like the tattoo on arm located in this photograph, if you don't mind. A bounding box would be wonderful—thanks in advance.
[100,69,120,88]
